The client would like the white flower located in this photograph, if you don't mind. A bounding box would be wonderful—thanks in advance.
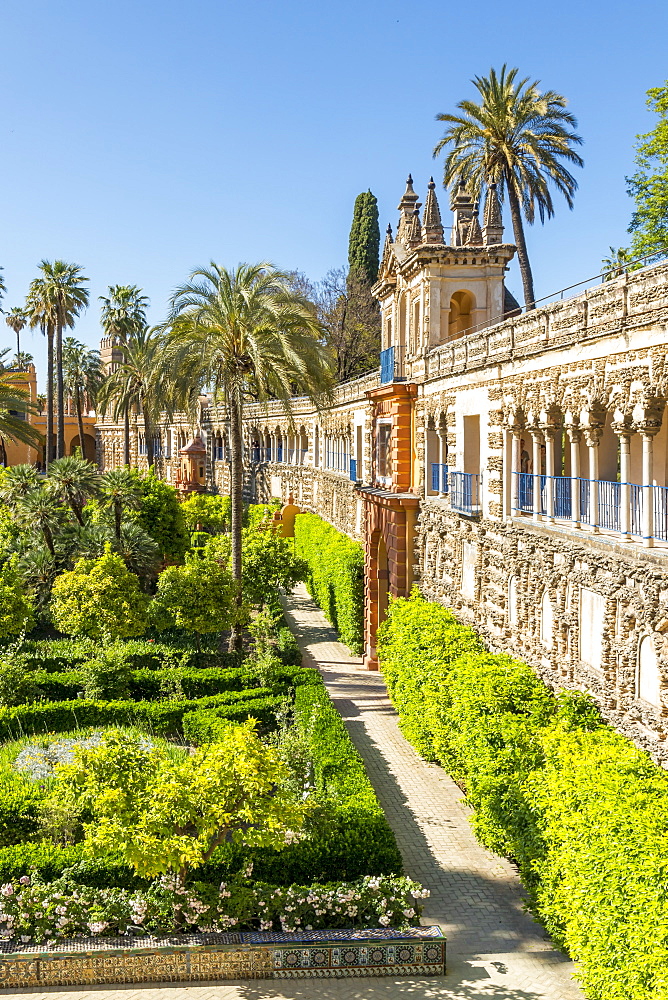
[0,885,13,897]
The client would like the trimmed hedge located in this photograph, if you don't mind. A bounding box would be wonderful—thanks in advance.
[0,687,282,742]
[378,590,668,1000]
[294,513,364,653]
[16,638,243,673]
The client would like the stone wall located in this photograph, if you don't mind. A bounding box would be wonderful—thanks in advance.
[418,501,668,763]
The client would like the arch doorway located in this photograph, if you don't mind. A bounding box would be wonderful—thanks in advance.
[448,290,475,338]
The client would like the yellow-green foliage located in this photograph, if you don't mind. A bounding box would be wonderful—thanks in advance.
[294,513,363,654]
[181,493,231,534]
[50,548,149,640]
[151,555,237,638]
[0,560,33,639]
[378,589,668,1000]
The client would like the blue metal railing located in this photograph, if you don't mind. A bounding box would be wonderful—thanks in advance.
[380,346,395,384]
[517,472,533,512]
[277,445,283,463]
[449,471,480,514]
[654,486,668,540]
[430,463,448,493]
[350,458,358,482]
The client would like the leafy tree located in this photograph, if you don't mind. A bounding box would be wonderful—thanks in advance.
[50,546,150,639]
[98,467,143,541]
[53,725,304,889]
[62,337,103,458]
[4,307,28,362]
[99,285,150,465]
[239,528,307,609]
[0,559,34,638]
[47,456,100,526]
[180,493,231,534]
[165,263,334,649]
[26,261,89,464]
[316,267,381,381]
[627,81,668,259]
[151,555,238,647]
[433,64,583,310]
[132,469,189,562]
[348,191,380,285]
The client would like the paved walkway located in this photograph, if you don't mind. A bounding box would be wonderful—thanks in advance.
[3,586,583,1000]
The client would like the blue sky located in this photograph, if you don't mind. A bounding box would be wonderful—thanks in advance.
[2,0,667,385]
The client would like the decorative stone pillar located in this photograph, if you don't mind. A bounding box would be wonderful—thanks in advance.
[542,425,556,523]
[437,424,446,497]
[637,421,661,548]
[612,418,633,541]
[423,418,430,500]
[509,425,522,520]
[530,428,543,522]
[583,425,602,533]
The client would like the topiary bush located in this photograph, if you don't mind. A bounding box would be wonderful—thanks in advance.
[294,513,364,653]
[378,589,668,1000]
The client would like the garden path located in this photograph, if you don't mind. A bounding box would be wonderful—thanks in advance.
[2,585,584,1000]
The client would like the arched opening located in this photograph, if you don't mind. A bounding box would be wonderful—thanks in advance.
[314,426,320,468]
[508,576,518,627]
[448,290,475,339]
[541,589,553,649]
[638,635,662,707]
[70,434,96,462]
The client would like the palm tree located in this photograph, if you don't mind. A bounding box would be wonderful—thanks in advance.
[9,484,63,556]
[26,261,89,464]
[433,65,584,310]
[62,337,103,459]
[0,268,5,310]
[164,262,334,649]
[5,307,28,361]
[99,467,143,541]
[0,364,43,466]
[98,327,179,469]
[100,285,150,466]
[601,246,632,281]
[47,456,100,526]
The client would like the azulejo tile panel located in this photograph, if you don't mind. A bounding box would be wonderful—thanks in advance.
[0,927,445,987]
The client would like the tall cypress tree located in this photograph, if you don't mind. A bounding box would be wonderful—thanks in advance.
[348,191,380,285]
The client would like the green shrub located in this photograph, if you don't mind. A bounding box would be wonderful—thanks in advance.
[0,657,39,706]
[0,560,34,638]
[151,555,237,644]
[181,493,231,534]
[132,470,189,562]
[50,548,150,640]
[245,500,281,530]
[378,589,668,1000]
[294,513,364,653]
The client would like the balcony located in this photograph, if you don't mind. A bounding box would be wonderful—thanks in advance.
[350,458,358,482]
[449,471,481,515]
[513,473,668,547]
[431,463,448,494]
[379,346,405,385]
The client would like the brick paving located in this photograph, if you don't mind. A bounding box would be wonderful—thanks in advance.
[1,585,583,1000]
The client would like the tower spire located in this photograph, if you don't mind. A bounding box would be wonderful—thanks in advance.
[482,183,504,245]
[422,177,444,244]
[407,208,422,246]
[450,181,475,247]
[396,174,421,247]
[467,203,483,246]
[379,223,394,274]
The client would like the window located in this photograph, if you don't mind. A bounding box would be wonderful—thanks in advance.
[376,420,392,486]
[541,590,553,649]
[638,636,661,708]
[508,576,518,626]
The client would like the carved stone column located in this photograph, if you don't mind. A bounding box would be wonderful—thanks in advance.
[511,428,521,518]
[565,423,581,529]
[542,425,556,522]
[437,424,447,497]
[583,425,602,533]
[612,417,633,541]
[530,428,544,522]
[423,419,430,500]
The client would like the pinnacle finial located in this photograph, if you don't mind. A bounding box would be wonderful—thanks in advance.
[422,175,444,244]
[482,182,504,245]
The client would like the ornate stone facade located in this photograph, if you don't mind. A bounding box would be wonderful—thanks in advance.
[96,175,668,761]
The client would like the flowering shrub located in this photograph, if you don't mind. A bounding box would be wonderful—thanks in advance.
[0,873,428,943]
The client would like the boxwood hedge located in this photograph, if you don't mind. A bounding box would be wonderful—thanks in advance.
[294,513,364,653]
[378,589,668,1000]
